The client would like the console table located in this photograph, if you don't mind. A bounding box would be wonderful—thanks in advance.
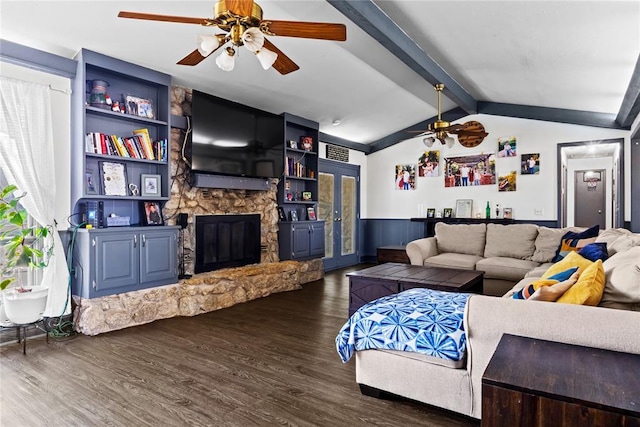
[482,334,640,426]
[347,263,483,316]
[411,217,516,237]
[376,245,409,264]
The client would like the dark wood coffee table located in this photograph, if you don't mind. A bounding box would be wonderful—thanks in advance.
[347,262,483,316]
[482,334,640,426]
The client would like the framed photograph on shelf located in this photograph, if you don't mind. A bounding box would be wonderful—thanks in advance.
[141,174,161,198]
[302,191,312,201]
[426,208,436,218]
[289,210,299,222]
[288,140,298,149]
[277,206,287,222]
[125,95,154,119]
[503,207,513,219]
[443,208,453,218]
[141,201,164,226]
[85,169,99,195]
[300,136,313,151]
[455,199,473,219]
[307,207,316,220]
[100,161,128,196]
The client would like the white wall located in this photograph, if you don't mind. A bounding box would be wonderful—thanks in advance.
[318,141,368,218]
[365,114,630,221]
[0,62,72,224]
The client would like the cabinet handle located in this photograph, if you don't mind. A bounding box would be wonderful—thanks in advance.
[92,280,96,290]
[142,234,146,247]
[133,235,137,248]
[92,238,96,247]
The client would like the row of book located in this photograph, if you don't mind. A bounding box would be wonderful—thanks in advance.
[85,128,168,162]
[285,157,314,178]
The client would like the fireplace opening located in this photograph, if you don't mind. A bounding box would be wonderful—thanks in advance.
[195,214,261,274]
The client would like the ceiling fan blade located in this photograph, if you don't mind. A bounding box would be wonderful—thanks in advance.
[454,130,489,137]
[177,49,208,66]
[406,130,430,134]
[225,0,255,17]
[263,20,346,41]
[263,39,299,75]
[118,11,211,25]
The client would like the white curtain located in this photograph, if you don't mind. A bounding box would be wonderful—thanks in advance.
[0,76,70,317]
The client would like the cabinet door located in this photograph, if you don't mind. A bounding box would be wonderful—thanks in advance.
[309,222,325,257]
[94,233,139,293]
[140,229,177,284]
[291,224,311,258]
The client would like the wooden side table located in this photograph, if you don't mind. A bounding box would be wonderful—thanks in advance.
[376,245,409,264]
[482,334,640,426]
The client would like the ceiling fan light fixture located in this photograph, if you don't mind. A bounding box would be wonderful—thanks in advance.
[255,47,278,70]
[241,27,265,51]
[445,136,455,148]
[423,137,435,148]
[216,47,236,71]
[196,34,221,57]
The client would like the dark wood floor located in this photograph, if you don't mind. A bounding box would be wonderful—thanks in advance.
[0,265,478,427]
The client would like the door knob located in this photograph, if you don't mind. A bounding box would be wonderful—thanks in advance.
[598,210,602,214]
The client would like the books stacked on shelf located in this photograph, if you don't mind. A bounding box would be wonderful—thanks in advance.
[286,157,314,178]
[85,129,167,162]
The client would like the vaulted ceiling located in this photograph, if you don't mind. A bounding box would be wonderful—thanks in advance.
[1,1,638,153]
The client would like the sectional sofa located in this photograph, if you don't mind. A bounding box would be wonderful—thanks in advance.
[355,223,640,419]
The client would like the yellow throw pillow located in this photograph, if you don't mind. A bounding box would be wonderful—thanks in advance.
[541,251,593,279]
[556,260,605,306]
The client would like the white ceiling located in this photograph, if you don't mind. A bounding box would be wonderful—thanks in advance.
[1,1,638,145]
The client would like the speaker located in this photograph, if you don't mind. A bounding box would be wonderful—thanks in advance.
[97,201,104,228]
[177,213,188,229]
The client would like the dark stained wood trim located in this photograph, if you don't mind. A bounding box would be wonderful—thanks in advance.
[367,107,468,154]
[479,101,623,129]
[632,135,640,232]
[0,39,77,78]
[616,54,640,128]
[327,0,477,114]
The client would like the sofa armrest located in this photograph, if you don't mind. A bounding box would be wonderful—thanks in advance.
[406,237,439,265]
[464,295,640,418]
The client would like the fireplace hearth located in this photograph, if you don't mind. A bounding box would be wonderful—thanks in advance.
[195,214,261,274]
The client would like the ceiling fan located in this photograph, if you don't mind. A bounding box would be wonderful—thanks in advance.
[409,84,488,148]
[118,0,346,75]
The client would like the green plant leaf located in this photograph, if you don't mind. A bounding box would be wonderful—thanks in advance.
[0,278,15,291]
[0,184,17,198]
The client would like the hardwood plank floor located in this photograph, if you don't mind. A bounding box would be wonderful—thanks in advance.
[0,265,478,427]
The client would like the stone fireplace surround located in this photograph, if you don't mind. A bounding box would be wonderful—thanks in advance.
[73,87,323,335]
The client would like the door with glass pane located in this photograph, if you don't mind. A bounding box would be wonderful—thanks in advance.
[318,159,359,271]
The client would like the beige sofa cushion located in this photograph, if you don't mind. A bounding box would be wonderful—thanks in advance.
[525,263,554,278]
[484,224,538,260]
[476,257,540,282]
[435,223,486,256]
[424,253,483,270]
[531,227,567,263]
[600,246,640,305]
[596,228,640,256]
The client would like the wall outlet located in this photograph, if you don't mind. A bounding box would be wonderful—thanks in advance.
[534,208,544,216]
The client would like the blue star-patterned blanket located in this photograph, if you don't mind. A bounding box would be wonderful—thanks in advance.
[336,288,471,363]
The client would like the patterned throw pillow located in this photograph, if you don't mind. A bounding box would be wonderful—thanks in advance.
[553,225,600,262]
[556,260,605,306]
[577,242,609,262]
[512,267,579,300]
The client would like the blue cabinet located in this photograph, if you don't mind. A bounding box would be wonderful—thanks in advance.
[279,221,325,260]
[72,227,179,298]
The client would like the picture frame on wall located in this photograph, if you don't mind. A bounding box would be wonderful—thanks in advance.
[455,199,473,218]
[141,201,164,226]
[141,174,161,198]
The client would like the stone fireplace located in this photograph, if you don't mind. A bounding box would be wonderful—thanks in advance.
[195,213,261,273]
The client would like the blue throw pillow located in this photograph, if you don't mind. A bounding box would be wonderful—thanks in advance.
[547,266,579,281]
[553,225,600,262]
[578,242,609,262]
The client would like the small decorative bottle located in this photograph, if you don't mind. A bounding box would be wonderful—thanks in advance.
[485,201,491,219]
[496,204,500,218]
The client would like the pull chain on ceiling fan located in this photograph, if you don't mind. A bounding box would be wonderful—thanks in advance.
[118,0,347,75]
[409,84,488,148]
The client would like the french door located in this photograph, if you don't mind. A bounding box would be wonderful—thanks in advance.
[318,159,360,271]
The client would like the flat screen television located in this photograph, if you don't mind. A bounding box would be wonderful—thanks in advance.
[190,90,284,179]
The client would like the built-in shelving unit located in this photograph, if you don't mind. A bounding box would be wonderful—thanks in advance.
[278,113,325,260]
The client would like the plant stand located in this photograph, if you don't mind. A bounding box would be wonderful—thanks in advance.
[0,319,48,355]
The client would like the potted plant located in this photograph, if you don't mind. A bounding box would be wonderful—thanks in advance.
[0,184,53,325]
